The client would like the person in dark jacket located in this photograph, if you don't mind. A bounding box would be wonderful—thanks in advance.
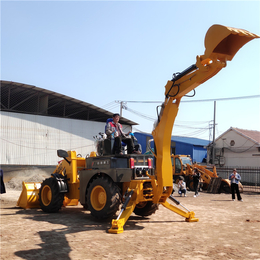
[0,169,6,194]
[193,168,200,197]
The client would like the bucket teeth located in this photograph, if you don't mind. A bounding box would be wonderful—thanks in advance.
[203,24,260,62]
[226,26,260,38]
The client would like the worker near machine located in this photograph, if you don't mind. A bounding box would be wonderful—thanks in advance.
[129,132,142,154]
[193,168,200,197]
[0,169,6,194]
[229,169,243,202]
[178,177,187,197]
[106,113,135,155]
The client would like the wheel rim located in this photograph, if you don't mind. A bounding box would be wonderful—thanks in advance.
[90,185,107,211]
[41,185,52,206]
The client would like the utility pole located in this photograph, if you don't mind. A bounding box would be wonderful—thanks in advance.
[212,101,216,164]
[120,101,123,117]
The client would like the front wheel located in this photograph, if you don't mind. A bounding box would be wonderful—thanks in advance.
[188,180,194,191]
[39,177,64,213]
[87,176,121,219]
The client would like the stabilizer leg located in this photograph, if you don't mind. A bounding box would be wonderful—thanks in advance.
[108,189,137,234]
[161,195,199,222]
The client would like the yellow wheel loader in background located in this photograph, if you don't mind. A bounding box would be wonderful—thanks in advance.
[17,25,259,233]
[171,154,243,194]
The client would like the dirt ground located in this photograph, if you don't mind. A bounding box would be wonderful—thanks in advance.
[1,185,260,260]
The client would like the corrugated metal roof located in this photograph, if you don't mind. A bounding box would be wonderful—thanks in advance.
[134,132,209,146]
[171,136,210,146]
[0,80,137,125]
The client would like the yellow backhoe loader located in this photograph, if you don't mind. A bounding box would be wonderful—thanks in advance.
[17,24,259,233]
[171,154,243,193]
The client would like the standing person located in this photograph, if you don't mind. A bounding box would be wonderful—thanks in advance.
[0,169,6,194]
[193,168,200,197]
[106,113,134,155]
[229,168,243,201]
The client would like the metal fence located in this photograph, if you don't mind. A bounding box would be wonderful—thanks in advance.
[216,166,260,193]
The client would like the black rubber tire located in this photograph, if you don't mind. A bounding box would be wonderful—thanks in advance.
[220,180,231,193]
[188,180,194,191]
[134,201,159,217]
[39,177,64,213]
[87,176,121,219]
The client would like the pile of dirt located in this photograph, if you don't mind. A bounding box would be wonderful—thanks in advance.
[5,168,51,191]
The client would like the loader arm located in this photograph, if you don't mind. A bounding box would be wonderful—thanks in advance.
[186,164,218,185]
[152,24,259,203]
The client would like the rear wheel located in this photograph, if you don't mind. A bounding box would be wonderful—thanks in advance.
[39,177,64,213]
[87,176,121,219]
[134,201,159,217]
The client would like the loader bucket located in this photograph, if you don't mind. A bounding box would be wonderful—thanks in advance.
[220,179,231,193]
[220,179,243,194]
[17,182,42,209]
[203,24,260,62]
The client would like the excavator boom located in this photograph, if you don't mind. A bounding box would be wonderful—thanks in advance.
[152,24,259,202]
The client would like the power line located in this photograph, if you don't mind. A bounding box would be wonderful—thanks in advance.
[113,94,259,139]
[101,101,119,111]
[105,94,259,117]
[116,100,162,103]
[116,94,260,104]
[124,107,155,121]
[181,95,260,103]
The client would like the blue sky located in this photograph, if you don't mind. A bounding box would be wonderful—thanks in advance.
[1,1,260,141]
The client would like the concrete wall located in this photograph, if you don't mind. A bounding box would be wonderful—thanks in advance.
[0,111,131,165]
[214,130,260,167]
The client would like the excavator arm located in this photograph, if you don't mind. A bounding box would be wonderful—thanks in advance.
[108,25,259,234]
[152,24,259,202]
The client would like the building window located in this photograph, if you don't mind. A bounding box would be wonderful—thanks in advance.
[230,140,235,146]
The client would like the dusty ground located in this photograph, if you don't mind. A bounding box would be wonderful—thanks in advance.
[1,186,260,260]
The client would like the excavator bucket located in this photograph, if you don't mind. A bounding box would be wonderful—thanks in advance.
[17,182,42,209]
[203,24,260,62]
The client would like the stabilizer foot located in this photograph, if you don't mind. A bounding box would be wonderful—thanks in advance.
[185,211,199,222]
[108,219,124,234]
